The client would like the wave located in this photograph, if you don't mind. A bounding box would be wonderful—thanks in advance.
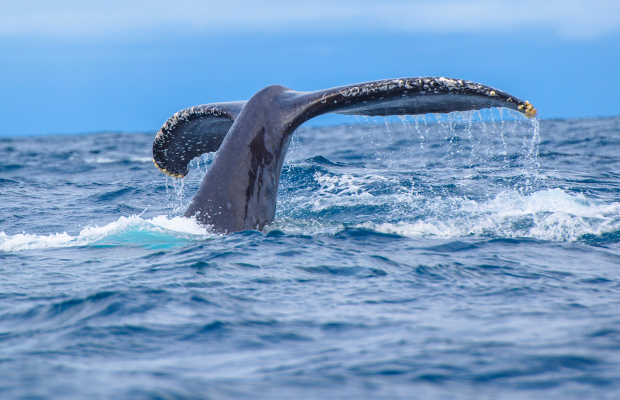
[3,188,620,253]
[271,188,620,242]
[0,215,212,252]
[82,156,153,164]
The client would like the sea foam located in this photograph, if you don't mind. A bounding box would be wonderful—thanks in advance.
[0,215,211,252]
[3,189,619,252]
[369,188,620,241]
[274,187,620,242]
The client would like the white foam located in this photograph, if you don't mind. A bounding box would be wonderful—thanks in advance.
[129,156,154,163]
[368,188,620,241]
[0,215,212,253]
[276,188,620,242]
[266,218,345,236]
[314,172,388,195]
[3,189,618,251]
[0,231,76,252]
[84,157,115,164]
[306,172,399,211]
[83,156,153,164]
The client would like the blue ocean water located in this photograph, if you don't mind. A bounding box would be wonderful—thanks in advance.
[1,111,620,399]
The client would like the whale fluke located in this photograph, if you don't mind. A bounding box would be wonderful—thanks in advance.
[153,77,536,232]
[153,101,246,178]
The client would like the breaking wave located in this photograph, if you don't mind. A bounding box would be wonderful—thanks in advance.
[0,215,211,252]
[271,187,620,242]
[4,186,619,253]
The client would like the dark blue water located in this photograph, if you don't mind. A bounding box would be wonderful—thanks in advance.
[1,111,620,399]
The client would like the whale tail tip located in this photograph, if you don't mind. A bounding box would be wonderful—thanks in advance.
[520,101,537,118]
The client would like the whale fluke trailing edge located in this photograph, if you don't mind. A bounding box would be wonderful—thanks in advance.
[153,77,537,233]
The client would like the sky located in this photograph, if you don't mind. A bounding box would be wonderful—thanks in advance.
[1,0,619,136]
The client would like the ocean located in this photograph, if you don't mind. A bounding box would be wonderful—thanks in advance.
[1,111,619,399]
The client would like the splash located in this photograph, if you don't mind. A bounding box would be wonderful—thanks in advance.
[0,215,213,252]
[146,109,610,243]
[275,112,615,242]
[372,188,620,241]
[272,188,620,242]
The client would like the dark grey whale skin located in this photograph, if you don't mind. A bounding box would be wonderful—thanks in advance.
[184,86,295,232]
[153,77,536,233]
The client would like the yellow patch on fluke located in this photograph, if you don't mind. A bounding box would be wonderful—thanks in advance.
[518,100,537,119]
[153,159,185,179]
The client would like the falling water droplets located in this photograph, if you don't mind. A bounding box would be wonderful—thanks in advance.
[166,107,542,235]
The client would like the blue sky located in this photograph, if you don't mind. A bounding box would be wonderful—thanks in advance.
[1,0,619,136]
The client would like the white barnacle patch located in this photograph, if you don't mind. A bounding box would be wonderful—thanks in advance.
[320,93,327,104]
[437,77,458,90]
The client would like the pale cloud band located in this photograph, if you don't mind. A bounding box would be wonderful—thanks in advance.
[1,0,619,40]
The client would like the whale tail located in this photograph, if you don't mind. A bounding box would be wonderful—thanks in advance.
[153,77,536,232]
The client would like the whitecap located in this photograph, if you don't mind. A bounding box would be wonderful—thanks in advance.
[0,215,214,253]
[275,188,620,242]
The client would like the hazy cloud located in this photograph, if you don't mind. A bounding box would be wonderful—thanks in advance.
[1,0,619,40]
